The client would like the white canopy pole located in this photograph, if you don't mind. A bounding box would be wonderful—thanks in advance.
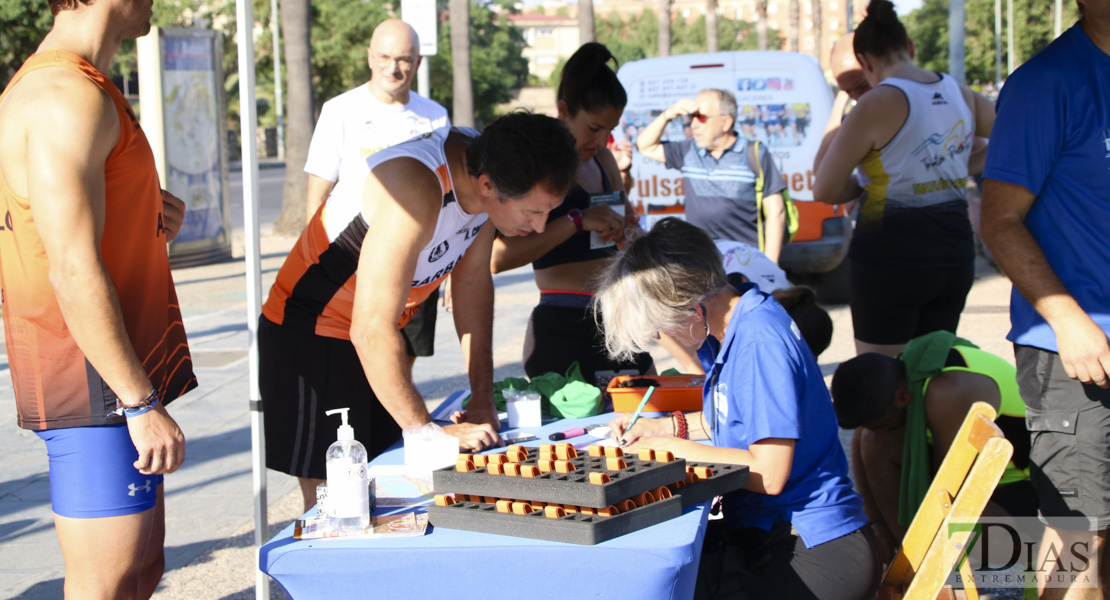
[233,0,268,597]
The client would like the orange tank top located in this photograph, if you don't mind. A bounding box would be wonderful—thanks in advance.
[0,50,197,431]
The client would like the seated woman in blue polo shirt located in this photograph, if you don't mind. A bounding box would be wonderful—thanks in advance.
[597,218,880,600]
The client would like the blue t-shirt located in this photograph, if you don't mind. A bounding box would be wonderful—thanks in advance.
[983,22,1110,352]
[697,284,866,548]
[663,138,787,247]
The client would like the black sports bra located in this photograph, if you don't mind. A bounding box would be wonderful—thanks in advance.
[533,158,619,270]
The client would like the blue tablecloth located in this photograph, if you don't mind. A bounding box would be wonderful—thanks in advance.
[260,392,710,600]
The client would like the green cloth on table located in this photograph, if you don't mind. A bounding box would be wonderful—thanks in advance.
[897,331,978,527]
[462,361,602,419]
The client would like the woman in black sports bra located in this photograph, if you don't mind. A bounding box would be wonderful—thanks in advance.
[491,42,654,391]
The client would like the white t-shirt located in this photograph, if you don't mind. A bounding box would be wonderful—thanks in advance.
[715,240,791,292]
[303,83,450,188]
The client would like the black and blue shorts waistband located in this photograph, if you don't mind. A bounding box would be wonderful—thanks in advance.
[538,290,595,309]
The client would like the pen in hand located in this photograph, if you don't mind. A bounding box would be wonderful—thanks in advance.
[620,386,656,447]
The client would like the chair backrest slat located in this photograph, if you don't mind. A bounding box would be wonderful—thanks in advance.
[880,401,1014,600]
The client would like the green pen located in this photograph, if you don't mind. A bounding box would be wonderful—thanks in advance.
[620,386,656,447]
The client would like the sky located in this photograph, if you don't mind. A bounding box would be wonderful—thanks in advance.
[893,0,924,14]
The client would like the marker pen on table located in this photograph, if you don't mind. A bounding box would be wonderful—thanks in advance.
[548,427,586,441]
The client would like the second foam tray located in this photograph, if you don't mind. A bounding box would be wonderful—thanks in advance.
[672,462,750,509]
[432,454,686,509]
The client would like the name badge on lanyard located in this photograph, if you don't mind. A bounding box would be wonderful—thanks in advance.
[589,191,624,249]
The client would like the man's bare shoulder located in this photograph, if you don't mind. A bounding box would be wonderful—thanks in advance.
[0,66,117,194]
[925,370,1001,424]
[6,66,114,121]
[2,66,117,147]
[364,156,445,222]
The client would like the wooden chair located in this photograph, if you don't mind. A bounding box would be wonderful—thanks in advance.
[878,401,1014,600]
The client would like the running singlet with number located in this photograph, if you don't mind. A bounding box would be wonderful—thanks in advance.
[852,74,976,267]
[0,50,197,431]
[262,128,488,340]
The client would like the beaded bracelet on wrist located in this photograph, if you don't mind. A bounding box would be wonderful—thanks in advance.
[671,410,688,440]
[111,388,162,418]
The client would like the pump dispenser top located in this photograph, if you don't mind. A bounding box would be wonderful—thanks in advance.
[326,408,354,442]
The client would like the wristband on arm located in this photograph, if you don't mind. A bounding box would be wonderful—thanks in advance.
[671,411,688,440]
[567,208,583,233]
[111,388,162,418]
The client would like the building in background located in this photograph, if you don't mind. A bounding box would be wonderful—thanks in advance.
[505,0,856,83]
[505,13,580,82]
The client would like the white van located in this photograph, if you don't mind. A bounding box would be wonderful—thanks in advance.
[615,51,851,302]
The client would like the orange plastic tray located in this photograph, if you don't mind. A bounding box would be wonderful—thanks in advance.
[607,375,705,412]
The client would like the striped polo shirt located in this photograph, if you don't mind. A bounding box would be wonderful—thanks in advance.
[662,137,787,246]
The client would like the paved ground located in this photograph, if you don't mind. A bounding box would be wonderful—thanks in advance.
[0,199,1018,598]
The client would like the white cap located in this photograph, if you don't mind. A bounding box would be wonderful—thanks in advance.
[325,408,354,442]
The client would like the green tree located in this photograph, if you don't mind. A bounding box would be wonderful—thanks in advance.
[449,0,474,127]
[275,0,313,235]
[596,9,656,65]
[428,2,529,125]
[591,10,763,71]
[309,0,387,108]
[905,0,1079,84]
[1,1,53,88]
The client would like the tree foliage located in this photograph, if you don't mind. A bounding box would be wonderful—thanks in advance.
[428,1,530,125]
[0,0,53,88]
[592,9,765,72]
[309,0,387,109]
[904,0,1080,84]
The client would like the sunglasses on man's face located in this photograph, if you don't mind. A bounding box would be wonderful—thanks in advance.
[688,111,716,123]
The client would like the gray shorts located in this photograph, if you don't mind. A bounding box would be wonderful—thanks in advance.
[1015,344,1110,531]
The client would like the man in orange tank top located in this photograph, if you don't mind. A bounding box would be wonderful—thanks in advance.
[0,0,194,597]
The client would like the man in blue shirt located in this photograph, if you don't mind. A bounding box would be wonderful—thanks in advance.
[981,3,1110,597]
[636,89,789,263]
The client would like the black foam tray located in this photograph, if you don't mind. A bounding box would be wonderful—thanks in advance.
[428,495,683,545]
[673,462,750,509]
[432,454,686,509]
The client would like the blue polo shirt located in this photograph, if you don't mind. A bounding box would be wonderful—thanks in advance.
[697,284,867,548]
[663,137,788,246]
[983,23,1110,352]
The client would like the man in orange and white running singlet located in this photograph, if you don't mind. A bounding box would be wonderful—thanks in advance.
[0,0,196,596]
[260,113,579,511]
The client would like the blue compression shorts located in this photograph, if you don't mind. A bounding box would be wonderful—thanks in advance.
[36,424,163,519]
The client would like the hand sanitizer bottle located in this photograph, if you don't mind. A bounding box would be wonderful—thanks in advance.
[324,408,370,533]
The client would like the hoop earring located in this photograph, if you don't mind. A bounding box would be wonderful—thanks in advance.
[687,304,709,344]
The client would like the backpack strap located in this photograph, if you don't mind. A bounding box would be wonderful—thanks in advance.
[747,140,766,252]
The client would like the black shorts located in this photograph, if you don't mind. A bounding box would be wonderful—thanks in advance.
[991,479,1040,519]
[1015,344,1110,530]
[523,293,653,390]
[259,316,403,480]
[694,521,881,600]
[401,287,439,358]
[848,258,974,345]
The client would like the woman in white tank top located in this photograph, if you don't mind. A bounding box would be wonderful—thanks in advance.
[812,0,996,360]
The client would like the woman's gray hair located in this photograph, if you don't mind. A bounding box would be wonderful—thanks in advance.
[592,218,728,362]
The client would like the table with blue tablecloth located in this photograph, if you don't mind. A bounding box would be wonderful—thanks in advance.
[260,391,720,600]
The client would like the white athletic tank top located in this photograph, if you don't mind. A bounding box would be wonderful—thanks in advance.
[324,125,488,288]
[856,74,975,231]
[263,127,488,339]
